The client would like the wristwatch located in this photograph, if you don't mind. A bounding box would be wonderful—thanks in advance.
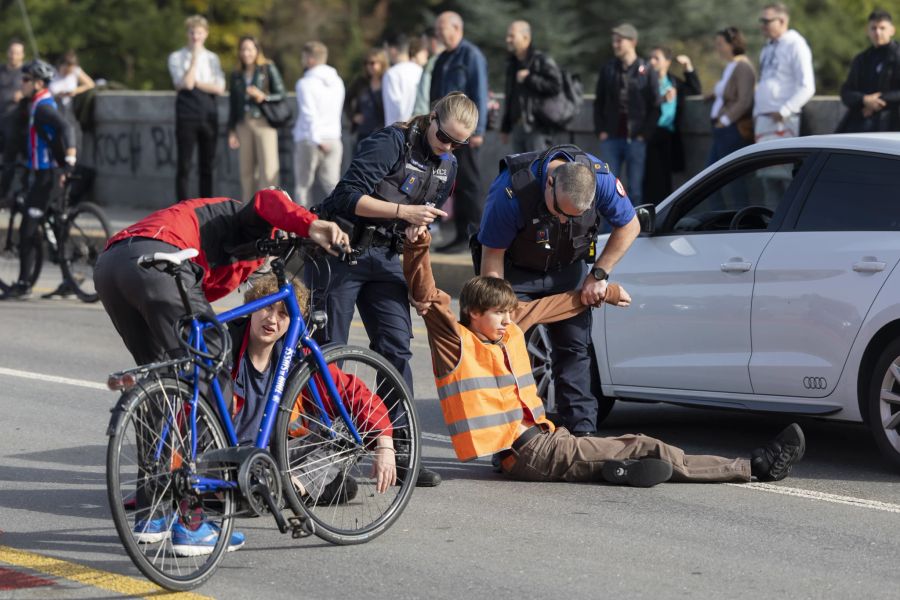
[590,266,609,281]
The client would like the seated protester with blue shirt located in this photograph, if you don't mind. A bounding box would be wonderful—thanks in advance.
[478,145,641,436]
[306,92,478,488]
[229,274,397,505]
[2,60,76,301]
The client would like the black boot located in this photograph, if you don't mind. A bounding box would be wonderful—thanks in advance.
[395,439,442,487]
[751,423,806,481]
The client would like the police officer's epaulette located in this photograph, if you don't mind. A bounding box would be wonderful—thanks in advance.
[592,160,610,175]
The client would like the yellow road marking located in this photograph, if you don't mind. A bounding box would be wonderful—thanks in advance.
[0,545,213,599]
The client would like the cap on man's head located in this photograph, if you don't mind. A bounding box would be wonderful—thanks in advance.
[612,23,638,40]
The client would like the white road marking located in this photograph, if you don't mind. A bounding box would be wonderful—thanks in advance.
[727,481,900,514]
[0,366,108,391]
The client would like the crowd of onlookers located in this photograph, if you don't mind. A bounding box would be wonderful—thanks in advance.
[2,3,900,245]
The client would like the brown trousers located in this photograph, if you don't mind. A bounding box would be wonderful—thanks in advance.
[503,428,751,483]
[235,116,279,201]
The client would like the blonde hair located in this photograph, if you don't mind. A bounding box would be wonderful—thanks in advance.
[244,274,309,318]
[403,91,479,137]
[459,276,518,326]
[184,15,209,32]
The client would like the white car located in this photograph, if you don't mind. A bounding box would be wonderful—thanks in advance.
[531,133,900,469]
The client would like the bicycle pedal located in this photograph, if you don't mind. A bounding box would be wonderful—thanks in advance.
[287,516,314,539]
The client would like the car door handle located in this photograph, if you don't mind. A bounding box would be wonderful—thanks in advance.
[853,261,886,273]
[721,262,752,273]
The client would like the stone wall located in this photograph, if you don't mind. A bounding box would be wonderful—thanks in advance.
[82,92,847,209]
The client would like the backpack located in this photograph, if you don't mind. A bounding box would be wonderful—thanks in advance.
[534,67,584,130]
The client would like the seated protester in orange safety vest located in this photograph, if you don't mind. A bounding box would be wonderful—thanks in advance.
[402,227,806,487]
[228,274,396,504]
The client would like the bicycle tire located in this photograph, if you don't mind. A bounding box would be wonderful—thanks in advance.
[106,375,236,591]
[0,204,42,292]
[273,345,420,545]
[59,201,111,302]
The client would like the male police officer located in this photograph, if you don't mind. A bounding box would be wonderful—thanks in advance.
[478,145,640,435]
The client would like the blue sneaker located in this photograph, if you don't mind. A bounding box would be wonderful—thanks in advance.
[171,521,245,557]
[133,515,172,544]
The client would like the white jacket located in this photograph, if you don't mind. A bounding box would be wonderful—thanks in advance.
[292,64,345,144]
[754,29,815,118]
[382,61,424,125]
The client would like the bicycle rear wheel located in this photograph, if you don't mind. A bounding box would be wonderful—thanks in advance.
[0,203,42,292]
[60,201,111,302]
[273,345,420,545]
[106,375,235,591]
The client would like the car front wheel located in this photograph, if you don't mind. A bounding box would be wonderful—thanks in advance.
[868,338,900,470]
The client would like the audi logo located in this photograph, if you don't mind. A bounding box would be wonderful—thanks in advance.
[803,377,828,390]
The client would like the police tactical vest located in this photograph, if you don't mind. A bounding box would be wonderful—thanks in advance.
[435,322,554,461]
[504,144,608,273]
[371,124,454,222]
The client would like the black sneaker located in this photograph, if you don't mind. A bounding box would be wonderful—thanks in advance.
[41,281,77,299]
[312,473,358,506]
[1,282,32,300]
[601,458,673,487]
[751,423,806,482]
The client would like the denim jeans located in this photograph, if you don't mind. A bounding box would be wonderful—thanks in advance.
[707,123,748,167]
[599,136,647,206]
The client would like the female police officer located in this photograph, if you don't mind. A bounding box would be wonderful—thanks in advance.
[308,92,478,487]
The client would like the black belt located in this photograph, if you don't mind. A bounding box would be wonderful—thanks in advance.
[512,424,543,452]
[498,424,544,464]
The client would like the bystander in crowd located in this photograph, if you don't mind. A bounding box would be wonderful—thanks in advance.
[500,20,562,153]
[167,15,225,201]
[49,50,94,152]
[644,48,700,205]
[707,27,756,165]
[0,38,25,202]
[837,9,900,133]
[594,23,658,207]
[227,36,285,201]
[382,34,424,125]
[292,41,344,207]
[413,28,443,116]
[430,11,489,253]
[345,48,387,151]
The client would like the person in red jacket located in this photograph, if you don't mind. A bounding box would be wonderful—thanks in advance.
[229,273,396,501]
[94,187,348,367]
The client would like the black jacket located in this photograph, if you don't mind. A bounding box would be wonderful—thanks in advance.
[227,62,286,131]
[593,57,659,140]
[501,47,563,133]
[671,70,702,172]
[838,41,900,133]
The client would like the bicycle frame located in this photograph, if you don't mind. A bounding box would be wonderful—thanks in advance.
[161,279,365,495]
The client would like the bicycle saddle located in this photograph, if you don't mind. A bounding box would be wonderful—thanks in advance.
[137,248,199,267]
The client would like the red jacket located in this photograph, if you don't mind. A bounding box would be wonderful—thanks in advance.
[106,189,317,301]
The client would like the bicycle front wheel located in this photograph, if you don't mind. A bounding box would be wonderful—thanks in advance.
[106,375,235,591]
[60,201,111,302]
[273,345,420,545]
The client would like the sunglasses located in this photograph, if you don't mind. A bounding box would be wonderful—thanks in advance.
[759,17,781,25]
[434,116,469,148]
[550,177,581,220]
[21,76,33,83]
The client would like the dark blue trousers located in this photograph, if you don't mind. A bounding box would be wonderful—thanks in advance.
[506,261,600,434]
[305,245,414,395]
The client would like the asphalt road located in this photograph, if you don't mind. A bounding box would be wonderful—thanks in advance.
[0,275,898,599]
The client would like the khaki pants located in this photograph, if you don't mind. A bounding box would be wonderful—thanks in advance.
[503,427,751,483]
[235,116,279,201]
[293,139,343,207]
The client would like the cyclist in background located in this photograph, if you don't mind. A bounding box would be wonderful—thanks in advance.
[1,59,77,301]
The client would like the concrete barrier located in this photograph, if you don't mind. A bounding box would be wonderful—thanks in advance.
[82,92,848,210]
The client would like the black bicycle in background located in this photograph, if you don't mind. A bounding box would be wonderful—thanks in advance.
[0,162,112,302]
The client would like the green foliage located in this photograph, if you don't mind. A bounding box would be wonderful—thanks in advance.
[1,0,899,93]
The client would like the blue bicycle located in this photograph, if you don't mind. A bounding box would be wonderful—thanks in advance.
[104,237,420,591]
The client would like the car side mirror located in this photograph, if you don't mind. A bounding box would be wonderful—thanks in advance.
[634,204,656,234]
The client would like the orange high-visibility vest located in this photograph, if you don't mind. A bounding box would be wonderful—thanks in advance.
[435,322,554,461]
